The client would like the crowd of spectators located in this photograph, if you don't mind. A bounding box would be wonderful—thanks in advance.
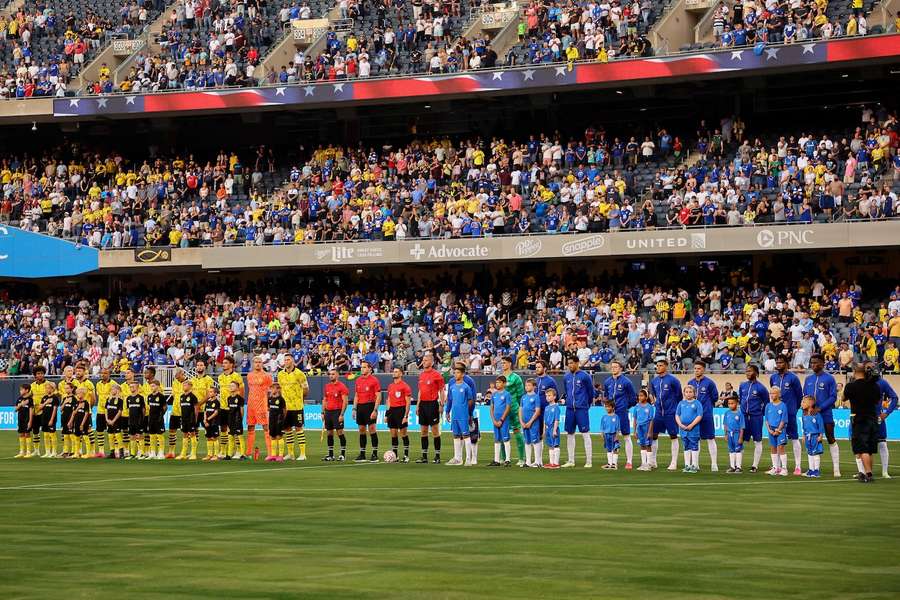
[111,0,280,94]
[0,2,162,98]
[1,275,899,392]
[0,109,897,247]
[709,0,880,48]
[505,0,656,67]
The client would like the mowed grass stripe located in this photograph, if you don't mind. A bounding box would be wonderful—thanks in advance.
[1,433,898,600]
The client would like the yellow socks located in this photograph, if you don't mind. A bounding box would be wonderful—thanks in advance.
[237,435,246,456]
[298,431,307,458]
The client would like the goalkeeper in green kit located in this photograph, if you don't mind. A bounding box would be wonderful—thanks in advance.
[501,356,527,466]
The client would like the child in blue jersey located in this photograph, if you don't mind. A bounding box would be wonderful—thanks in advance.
[520,379,543,468]
[444,365,475,466]
[765,387,789,476]
[543,388,561,469]
[489,376,512,467]
[801,395,824,478]
[675,385,703,472]
[631,389,656,471]
[724,396,746,473]
[599,402,620,469]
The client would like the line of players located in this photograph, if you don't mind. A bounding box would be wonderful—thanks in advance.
[12,352,898,476]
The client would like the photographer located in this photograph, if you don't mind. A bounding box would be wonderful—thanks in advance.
[844,364,882,482]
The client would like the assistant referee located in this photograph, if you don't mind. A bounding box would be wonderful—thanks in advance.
[844,364,881,483]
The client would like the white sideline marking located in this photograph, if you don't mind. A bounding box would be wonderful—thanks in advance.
[0,462,381,490]
[0,477,859,493]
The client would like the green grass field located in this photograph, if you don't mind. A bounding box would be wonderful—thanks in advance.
[1,432,898,599]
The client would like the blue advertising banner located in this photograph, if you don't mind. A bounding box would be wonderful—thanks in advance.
[0,225,99,278]
[1,406,898,441]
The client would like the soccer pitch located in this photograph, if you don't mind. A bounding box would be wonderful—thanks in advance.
[1,433,898,600]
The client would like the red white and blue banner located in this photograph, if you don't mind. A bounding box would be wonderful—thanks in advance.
[52,35,900,119]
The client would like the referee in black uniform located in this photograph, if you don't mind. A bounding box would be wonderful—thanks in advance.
[844,364,881,483]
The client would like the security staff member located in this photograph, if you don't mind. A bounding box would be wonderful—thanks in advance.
[844,364,881,483]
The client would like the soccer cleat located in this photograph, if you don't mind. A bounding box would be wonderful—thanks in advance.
[415,456,429,464]
[297,454,307,461]
[543,463,559,469]
[638,464,651,471]
[710,466,718,472]
[354,453,367,462]
[855,473,868,483]
[14,452,24,459]
[803,470,813,477]
[264,456,276,462]
[883,472,892,479]
[401,456,410,463]
[779,468,788,477]
[561,461,575,468]
[624,463,633,470]
[515,460,525,467]
[749,466,758,473]
[274,456,285,462]
[602,464,614,470]
[156,454,165,460]
[41,452,51,459]
[682,466,692,473]
[106,452,116,459]
[583,462,592,469]
[726,467,736,474]
[222,455,232,461]
[337,455,346,462]
[667,464,677,471]
[210,456,219,462]
[519,462,528,468]
[175,455,185,461]
[165,453,175,459]
[370,451,379,463]
[322,456,334,462]
[487,461,501,467]
[502,460,511,467]
[95,452,105,459]
[529,463,541,468]
[446,458,463,466]
[765,467,777,476]
[793,467,802,476]
[810,469,820,478]
[189,454,197,460]
[650,462,658,469]
[833,470,842,478]
[432,456,441,464]
[231,453,243,460]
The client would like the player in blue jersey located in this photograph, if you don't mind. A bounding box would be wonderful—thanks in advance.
[649,359,683,470]
[803,355,841,477]
[739,364,770,473]
[724,396,745,473]
[688,363,720,471]
[443,365,475,466]
[603,361,637,469]
[520,379,543,468]
[770,355,804,475]
[630,389,656,471]
[869,362,898,479]
[543,388,561,469]
[599,402,620,469]
[801,395,824,477]
[764,388,789,476]
[675,385,704,473]
[562,356,596,468]
[456,362,480,466]
[489,376,512,467]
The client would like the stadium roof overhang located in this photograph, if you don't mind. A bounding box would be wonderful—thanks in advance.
[1,34,896,126]
[96,221,900,274]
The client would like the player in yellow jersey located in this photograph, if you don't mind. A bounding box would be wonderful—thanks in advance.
[217,356,244,459]
[191,359,215,442]
[74,361,98,456]
[277,355,309,460]
[30,366,51,457]
[95,368,115,457]
[166,369,187,459]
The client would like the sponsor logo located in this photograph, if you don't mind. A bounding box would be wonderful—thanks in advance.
[625,232,706,250]
[409,242,490,261]
[316,245,384,263]
[133,247,171,263]
[756,228,814,248]
[561,234,606,256]
[514,238,542,258]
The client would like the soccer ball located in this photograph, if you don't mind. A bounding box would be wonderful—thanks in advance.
[383,450,397,463]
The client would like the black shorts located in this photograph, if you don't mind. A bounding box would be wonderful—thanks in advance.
[40,412,55,433]
[355,403,376,426]
[229,411,244,435]
[181,413,197,434]
[75,421,89,436]
[128,418,144,436]
[284,409,304,429]
[205,421,220,439]
[324,409,344,431]
[17,415,31,434]
[387,406,408,430]
[106,416,122,434]
[168,414,182,430]
[418,401,440,427]
[95,414,107,433]
[218,411,230,431]
[148,411,166,435]
[851,416,879,456]
[268,415,283,438]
